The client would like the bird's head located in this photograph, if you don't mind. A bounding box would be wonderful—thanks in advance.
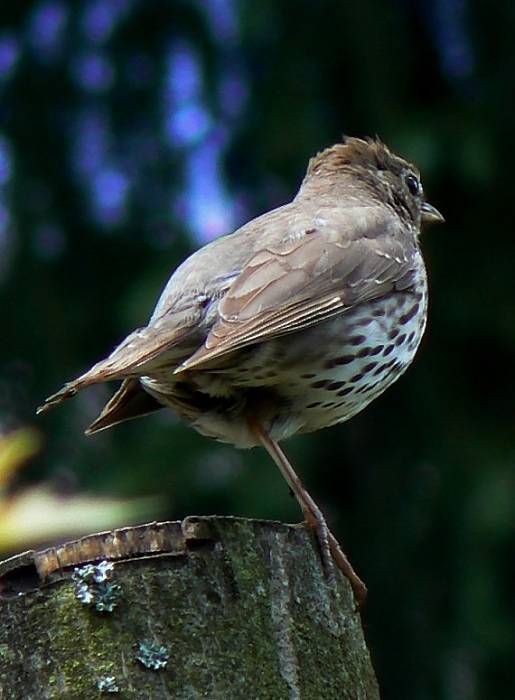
[304,136,444,229]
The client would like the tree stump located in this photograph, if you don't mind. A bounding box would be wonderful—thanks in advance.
[0,517,379,699]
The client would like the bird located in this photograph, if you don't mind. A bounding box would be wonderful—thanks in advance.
[38,136,443,604]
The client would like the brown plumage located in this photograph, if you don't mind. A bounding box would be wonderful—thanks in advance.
[38,137,443,603]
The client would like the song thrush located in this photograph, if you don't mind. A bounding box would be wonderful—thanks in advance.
[38,137,443,604]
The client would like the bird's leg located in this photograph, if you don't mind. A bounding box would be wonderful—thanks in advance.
[248,417,367,607]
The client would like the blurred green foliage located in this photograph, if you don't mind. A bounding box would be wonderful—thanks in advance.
[1,1,514,698]
[0,428,157,549]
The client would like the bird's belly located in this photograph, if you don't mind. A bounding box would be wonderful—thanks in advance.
[143,288,427,447]
[279,290,427,435]
[221,288,427,440]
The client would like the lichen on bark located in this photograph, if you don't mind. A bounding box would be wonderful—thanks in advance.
[0,517,379,699]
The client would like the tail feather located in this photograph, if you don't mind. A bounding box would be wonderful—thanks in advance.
[37,322,194,416]
[36,353,130,415]
[37,373,99,414]
[85,379,163,435]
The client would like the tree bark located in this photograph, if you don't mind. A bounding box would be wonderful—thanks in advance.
[0,517,379,699]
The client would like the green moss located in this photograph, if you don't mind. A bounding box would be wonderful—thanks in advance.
[0,519,378,698]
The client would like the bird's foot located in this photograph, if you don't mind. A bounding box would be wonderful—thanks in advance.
[304,510,367,608]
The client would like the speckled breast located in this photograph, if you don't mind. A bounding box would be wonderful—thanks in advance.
[220,276,428,442]
[142,278,428,448]
[288,285,427,433]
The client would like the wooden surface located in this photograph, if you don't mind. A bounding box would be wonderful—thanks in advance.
[0,517,379,699]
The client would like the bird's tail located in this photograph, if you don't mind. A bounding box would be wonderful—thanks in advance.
[84,378,163,434]
[36,358,126,415]
[36,322,191,415]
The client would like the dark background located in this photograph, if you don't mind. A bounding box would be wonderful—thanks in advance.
[2,1,514,698]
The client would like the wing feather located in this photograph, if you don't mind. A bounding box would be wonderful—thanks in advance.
[176,211,418,372]
[37,321,198,413]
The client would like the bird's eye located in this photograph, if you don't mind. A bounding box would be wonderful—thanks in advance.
[405,173,420,196]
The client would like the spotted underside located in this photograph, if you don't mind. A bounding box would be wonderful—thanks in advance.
[141,275,427,447]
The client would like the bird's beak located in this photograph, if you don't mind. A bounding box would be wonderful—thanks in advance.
[421,201,444,224]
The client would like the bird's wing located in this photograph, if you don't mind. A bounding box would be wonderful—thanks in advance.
[37,321,200,413]
[176,210,418,372]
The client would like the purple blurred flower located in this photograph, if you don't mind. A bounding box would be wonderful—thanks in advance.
[184,137,234,242]
[197,0,239,44]
[72,52,115,92]
[431,0,474,81]
[165,104,211,147]
[0,201,12,280]
[27,0,68,60]
[81,0,130,44]
[71,110,109,177]
[0,35,20,81]
[165,43,202,103]
[0,136,12,185]
[219,71,248,117]
[91,167,130,227]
